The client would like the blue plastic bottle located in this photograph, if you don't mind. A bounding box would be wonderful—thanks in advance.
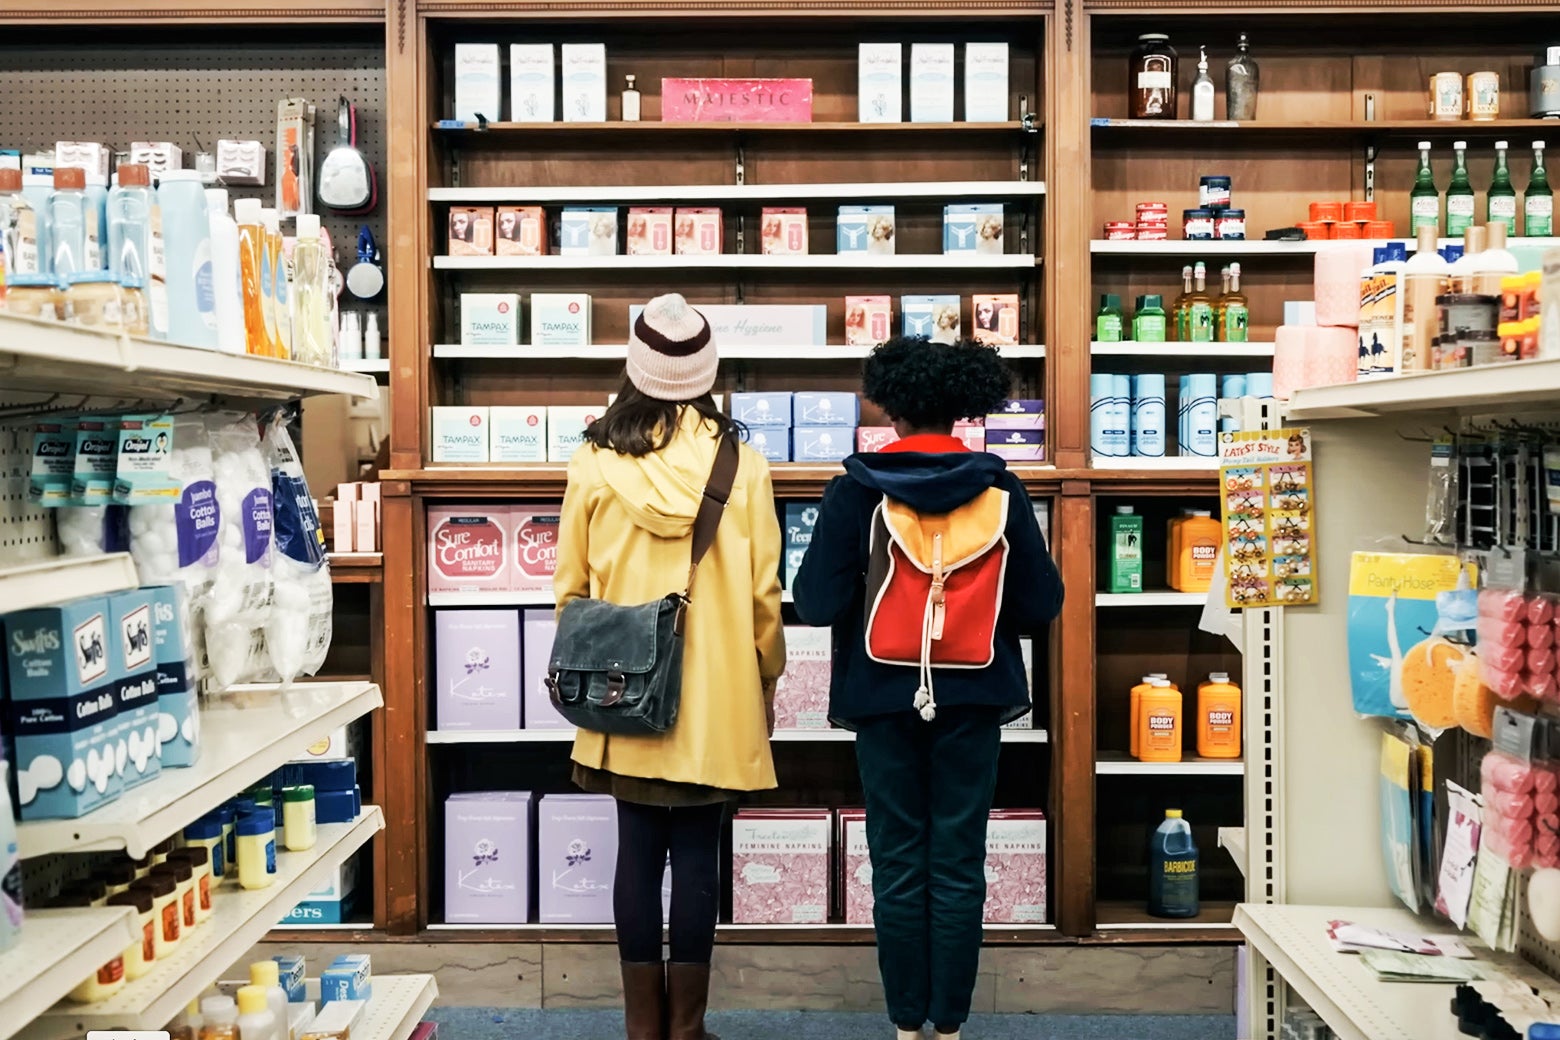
[48,166,89,278]
[84,171,108,271]
[157,170,216,349]
[20,154,54,276]
[1148,809,1199,918]
[108,164,153,285]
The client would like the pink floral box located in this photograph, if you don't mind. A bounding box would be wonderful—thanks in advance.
[774,627,831,730]
[731,810,830,924]
[983,811,1048,924]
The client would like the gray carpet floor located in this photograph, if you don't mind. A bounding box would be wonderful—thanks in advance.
[426,1008,1237,1039]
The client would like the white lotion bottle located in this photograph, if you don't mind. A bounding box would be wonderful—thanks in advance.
[1191,46,1216,122]
[205,189,245,354]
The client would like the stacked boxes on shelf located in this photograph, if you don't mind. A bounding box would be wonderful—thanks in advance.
[429,605,572,732]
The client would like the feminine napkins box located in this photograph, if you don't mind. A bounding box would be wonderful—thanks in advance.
[730,392,792,429]
[428,505,512,594]
[983,811,1047,923]
[110,590,161,790]
[793,427,855,463]
[741,427,790,464]
[511,506,560,596]
[943,203,1005,255]
[985,428,1045,461]
[489,407,547,463]
[642,305,826,348]
[842,811,873,924]
[522,610,571,730]
[561,44,607,122]
[445,791,534,923]
[537,794,618,922]
[460,293,521,348]
[561,208,618,256]
[902,295,961,343]
[858,43,903,122]
[783,502,817,588]
[510,44,556,122]
[986,399,1045,430]
[731,811,830,923]
[432,406,490,463]
[547,405,602,462]
[435,610,522,730]
[837,205,895,256]
[964,43,1010,122]
[793,392,858,427]
[532,293,592,347]
[773,626,830,729]
[909,43,955,122]
[3,597,122,819]
[148,585,199,767]
[454,44,502,123]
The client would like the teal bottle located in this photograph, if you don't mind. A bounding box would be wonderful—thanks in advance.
[1148,809,1199,918]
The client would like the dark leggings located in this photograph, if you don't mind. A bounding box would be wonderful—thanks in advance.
[614,799,725,964]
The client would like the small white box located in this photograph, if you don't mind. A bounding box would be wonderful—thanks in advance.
[963,43,1010,122]
[859,44,903,123]
[333,483,358,552]
[531,293,592,347]
[510,44,556,122]
[561,43,607,122]
[129,142,185,181]
[548,405,603,462]
[627,208,674,255]
[54,141,110,182]
[490,407,548,463]
[461,293,522,347]
[215,140,266,185]
[432,407,490,463]
[454,43,502,123]
[357,484,381,552]
[561,207,618,256]
[909,44,955,123]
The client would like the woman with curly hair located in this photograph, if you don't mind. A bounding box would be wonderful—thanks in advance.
[793,337,1063,1040]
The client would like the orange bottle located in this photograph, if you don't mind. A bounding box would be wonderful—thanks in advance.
[232,198,270,356]
[1136,679,1182,763]
[1129,672,1175,758]
[1167,509,1191,587]
[1173,509,1222,592]
[1197,672,1242,758]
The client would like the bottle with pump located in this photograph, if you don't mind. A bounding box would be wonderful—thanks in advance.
[1137,679,1183,763]
[1148,810,1200,918]
[1191,46,1215,122]
[1445,140,1476,236]
[1487,141,1518,235]
[233,199,269,356]
[1173,265,1193,340]
[1527,141,1552,237]
[0,168,40,278]
[261,209,290,360]
[248,961,289,1040]
[291,214,332,367]
[622,75,642,121]
[1218,263,1249,342]
[205,190,244,353]
[107,164,153,288]
[234,985,275,1040]
[1224,33,1259,121]
[1410,141,1440,233]
[364,311,382,361]
[1197,672,1242,758]
[1187,262,1215,342]
[1400,224,1450,373]
[49,167,89,278]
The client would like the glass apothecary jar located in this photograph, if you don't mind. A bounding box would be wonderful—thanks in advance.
[1131,34,1178,119]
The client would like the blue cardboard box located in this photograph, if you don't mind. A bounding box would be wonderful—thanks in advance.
[110,590,162,789]
[741,427,790,463]
[322,953,373,1003]
[837,205,895,255]
[792,392,859,427]
[730,392,792,428]
[901,295,961,344]
[793,427,856,463]
[943,203,1005,255]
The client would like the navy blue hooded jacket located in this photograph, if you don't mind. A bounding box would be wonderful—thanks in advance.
[791,436,1064,726]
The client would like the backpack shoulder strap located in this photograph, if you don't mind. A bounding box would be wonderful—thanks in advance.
[685,431,740,594]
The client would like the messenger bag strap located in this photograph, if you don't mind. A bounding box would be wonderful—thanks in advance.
[684,431,740,597]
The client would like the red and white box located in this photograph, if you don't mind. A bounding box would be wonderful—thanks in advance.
[731,810,831,924]
[510,505,561,596]
[428,505,511,594]
[674,208,723,255]
[841,809,873,925]
[856,427,900,453]
[845,295,893,347]
[953,422,986,452]
[761,207,808,255]
[773,626,831,730]
[626,207,673,256]
[983,810,1047,923]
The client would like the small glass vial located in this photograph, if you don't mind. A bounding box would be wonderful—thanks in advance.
[622,74,642,121]
[283,785,317,852]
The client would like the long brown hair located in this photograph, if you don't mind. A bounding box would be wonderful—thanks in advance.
[583,376,744,457]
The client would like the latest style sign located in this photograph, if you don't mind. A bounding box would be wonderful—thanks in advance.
[1219,427,1317,608]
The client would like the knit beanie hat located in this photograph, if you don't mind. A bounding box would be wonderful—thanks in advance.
[626,293,719,401]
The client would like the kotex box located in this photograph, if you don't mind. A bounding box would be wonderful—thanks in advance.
[110,590,162,789]
[983,810,1047,923]
[731,810,831,924]
[729,392,792,429]
[522,610,571,730]
[772,626,831,730]
[428,506,511,594]
[793,427,855,463]
[841,809,873,924]
[445,791,534,923]
[434,610,522,731]
[741,427,790,464]
[537,794,618,922]
[510,506,561,596]
[792,392,858,427]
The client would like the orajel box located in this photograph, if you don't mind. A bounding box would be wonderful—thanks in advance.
[537,794,618,922]
[444,791,534,924]
[434,610,522,731]
[427,506,511,594]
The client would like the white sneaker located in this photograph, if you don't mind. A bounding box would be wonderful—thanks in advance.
[896,1030,922,1040]
[933,1033,960,1040]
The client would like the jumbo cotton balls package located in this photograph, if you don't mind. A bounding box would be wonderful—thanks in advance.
[203,413,276,690]
[263,414,334,684]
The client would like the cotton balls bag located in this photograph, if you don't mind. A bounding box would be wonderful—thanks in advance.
[204,413,277,689]
[262,413,334,683]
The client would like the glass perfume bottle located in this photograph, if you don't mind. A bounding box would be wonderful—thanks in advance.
[1487,140,1517,235]
[1528,140,1553,237]
[622,75,642,122]
[1445,139,1475,236]
[1225,34,1259,121]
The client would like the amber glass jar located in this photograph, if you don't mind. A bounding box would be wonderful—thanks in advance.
[1130,34,1178,119]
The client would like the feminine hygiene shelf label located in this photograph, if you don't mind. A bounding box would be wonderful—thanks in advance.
[1218,427,1317,608]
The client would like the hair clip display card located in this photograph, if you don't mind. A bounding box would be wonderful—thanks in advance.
[837,206,895,256]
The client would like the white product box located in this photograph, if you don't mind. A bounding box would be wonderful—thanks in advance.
[454,44,502,123]
[490,407,548,463]
[333,484,358,553]
[461,293,522,347]
[858,43,903,123]
[561,43,608,122]
[532,293,592,346]
[215,140,265,185]
[55,141,110,182]
[130,142,186,181]
[561,207,618,256]
[964,43,1010,122]
[548,405,603,462]
[837,206,895,256]
[510,44,556,122]
[357,483,380,553]
[627,208,674,255]
[909,44,955,123]
[432,406,491,463]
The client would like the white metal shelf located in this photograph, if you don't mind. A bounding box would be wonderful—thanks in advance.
[433,343,1046,361]
[1219,826,1248,879]
[1089,455,1221,471]
[0,315,379,403]
[1095,590,1207,607]
[0,554,139,615]
[0,907,142,1040]
[1091,341,1276,357]
[1286,357,1560,420]
[20,809,384,1040]
[433,253,1040,271]
[429,180,1046,203]
[1095,753,1243,775]
[426,590,553,608]
[358,974,439,1040]
[427,921,1052,933]
[427,728,1047,744]
[17,681,382,859]
[342,358,390,374]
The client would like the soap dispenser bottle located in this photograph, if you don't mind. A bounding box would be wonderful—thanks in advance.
[1191,46,1216,122]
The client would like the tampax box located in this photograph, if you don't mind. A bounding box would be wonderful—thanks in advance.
[793,392,859,427]
[626,208,674,256]
[427,505,511,594]
[522,610,571,730]
[147,585,199,767]
[633,304,825,349]
[841,810,873,924]
[858,43,903,122]
[460,293,521,348]
[760,208,808,255]
[845,295,893,347]
[964,43,1011,122]
[984,428,1045,462]
[730,392,792,429]
[856,427,900,453]
[773,626,830,729]
[432,406,490,463]
[902,295,961,344]
[509,44,556,122]
[561,43,608,122]
[3,597,122,819]
[972,293,1021,346]
[944,204,1005,256]
[490,407,548,464]
[731,810,831,924]
[983,810,1047,923]
[495,206,547,257]
[560,207,618,256]
[783,502,818,588]
[986,399,1045,431]
[448,206,495,256]
[741,427,790,464]
[837,205,895,256]
[674,208,723,255]
[434,609,522,731]
[909,43,956,122]
[445,791,535,924]
[511,506,561,595]
[537,794,618,922]
[547,405,602,462]
[532,293,592,347]
[453,44,502,123]
[793,427,855,463]
[110,590,162,790]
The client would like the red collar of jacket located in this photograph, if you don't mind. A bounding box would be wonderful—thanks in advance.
[881,433,970,454]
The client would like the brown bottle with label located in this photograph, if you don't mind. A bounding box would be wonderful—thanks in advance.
[1130,34,1179,119]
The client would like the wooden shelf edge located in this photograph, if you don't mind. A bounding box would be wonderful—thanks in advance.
[419,1,1053,17]
[434,120,1038,134]
[0,0,382,21]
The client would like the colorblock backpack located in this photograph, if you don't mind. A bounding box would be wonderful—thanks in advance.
[864,487,1011,720]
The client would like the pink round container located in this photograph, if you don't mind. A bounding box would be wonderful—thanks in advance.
[1104,222,1137,240]
[1135,224,1169,241]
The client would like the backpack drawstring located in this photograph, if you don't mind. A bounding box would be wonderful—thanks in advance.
[913,532,946,722]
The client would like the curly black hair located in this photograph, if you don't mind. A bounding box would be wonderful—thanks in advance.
[861,336,1013,431]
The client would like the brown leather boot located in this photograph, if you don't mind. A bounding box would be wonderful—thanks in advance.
[666,962,720,1040]
[621,961,666,1040]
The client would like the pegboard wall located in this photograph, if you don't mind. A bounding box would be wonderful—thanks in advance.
[0,425,57,567]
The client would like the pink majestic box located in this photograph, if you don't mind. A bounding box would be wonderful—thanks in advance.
[731,810,830,924]
[428,506,511,593]
[510,506,560,595]
[983,810,1048,923]
[660,78,813,123]
[841,810,873,925]
[773,626,831,730]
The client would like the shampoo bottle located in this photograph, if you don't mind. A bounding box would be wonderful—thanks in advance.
[1197,672,1242,758]
[205,190,245,354]
[234,198,269,355]
[291,214,332,367]
[1148,809,1199,918]
[1108,505,1144,593]
[261,208,290,360]
[1400,224,1450,373]
[1137,679,1182,762]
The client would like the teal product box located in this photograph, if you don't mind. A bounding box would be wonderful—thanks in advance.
[741,427,789,463]
[112,413,179,504]
[793,427,856,462]
[730,392,792,428]
[784,502,818,588]
[71,418,119,506]
[272,954,307,1002]
[148,587,199,768]
[282,856,360,926]
[793,392,859,427]
[3,597,122,819]
[943,203,1005,255]
[901,295,961,344]
[837,205,895,255]
[322,954,373,1003]
[110,590,162,789]
[28,420,77,507]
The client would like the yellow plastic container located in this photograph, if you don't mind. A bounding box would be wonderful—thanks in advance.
[1171,510,1222,592]
[1137,681,1183,763]
[1196,672,1242,759]
[1129,673,1174,759]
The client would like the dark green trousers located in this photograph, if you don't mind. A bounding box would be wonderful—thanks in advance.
[855,705,1003,1031]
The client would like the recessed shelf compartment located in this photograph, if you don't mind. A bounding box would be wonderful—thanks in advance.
[430,180,1045,203]
[434,254,1040,271]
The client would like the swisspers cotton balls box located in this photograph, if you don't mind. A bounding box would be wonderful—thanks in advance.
[510,506,560,596]
[110,590,161,790]
[983,811,1048,923]
[445,791,534,924]
[773,627,830,730]
[731,810,831,923]
[435,610,522,730]
[148,585,199,767]
[537,794,618,922]
[428,506,511,594]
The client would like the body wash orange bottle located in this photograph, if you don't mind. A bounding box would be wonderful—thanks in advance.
[1137,679,1182,763]
[1129,672,1174,759]
[232,198,269,356]
[1197,672,1242,758]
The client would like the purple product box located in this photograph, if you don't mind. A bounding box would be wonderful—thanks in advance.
[445,791,534,924]
[792,392,859,427]
[730,392,792,428]
[986,399,1045,431]
[985,428,1046,461]
[435,610,522,731]
[523,610,572,730]
[793,427,855,463]
[537,794,619,922]
[741,427,790,463]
